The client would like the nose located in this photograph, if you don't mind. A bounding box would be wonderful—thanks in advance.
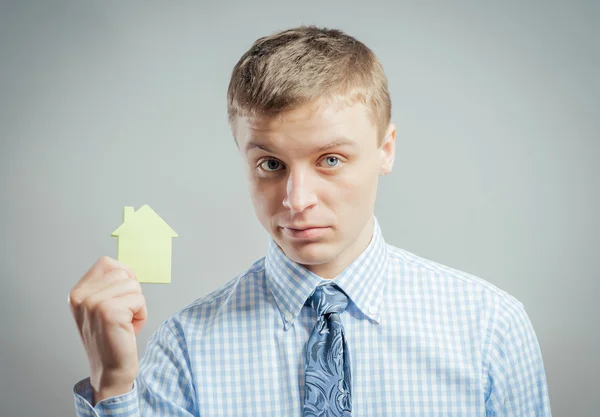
[282,168,318,213]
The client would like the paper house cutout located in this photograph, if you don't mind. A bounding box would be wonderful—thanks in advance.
[111,205,178,284]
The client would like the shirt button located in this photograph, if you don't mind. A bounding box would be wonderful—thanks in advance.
[284,312,293,322]
[368,306,377,315]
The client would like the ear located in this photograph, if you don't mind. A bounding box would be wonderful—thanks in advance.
[379,123,396,176]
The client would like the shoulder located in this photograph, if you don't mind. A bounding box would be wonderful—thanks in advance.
[385,243,538,359]
[161,257,267,333]
[385,243,526,315]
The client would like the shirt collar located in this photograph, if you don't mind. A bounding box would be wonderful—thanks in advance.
[265,216,389,330]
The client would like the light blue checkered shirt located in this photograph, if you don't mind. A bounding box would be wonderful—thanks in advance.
[73,216,551,416]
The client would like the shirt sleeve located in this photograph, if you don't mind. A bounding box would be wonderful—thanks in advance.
[72,319,198,416]
[484,297,552,416]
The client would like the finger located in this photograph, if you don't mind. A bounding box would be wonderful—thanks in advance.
[99,267,138,288]
[101,256,136,280]
[75,256,135,289]
[131,295,148,335]
[86,278,143,309]
[70,268,134,309]
[104,293,147,328]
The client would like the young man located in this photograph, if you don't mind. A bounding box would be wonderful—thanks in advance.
[69,26,552,416]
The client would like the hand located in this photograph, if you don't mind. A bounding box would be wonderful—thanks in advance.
[68,256,147,403]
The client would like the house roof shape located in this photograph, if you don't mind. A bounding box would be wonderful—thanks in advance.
[111,205,178,238]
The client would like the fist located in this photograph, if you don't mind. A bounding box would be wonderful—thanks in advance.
[68,256,147,396]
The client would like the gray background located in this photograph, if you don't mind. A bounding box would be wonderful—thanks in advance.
[1,1,598,415]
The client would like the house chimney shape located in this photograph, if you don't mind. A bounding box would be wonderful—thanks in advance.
[123,206,134,222]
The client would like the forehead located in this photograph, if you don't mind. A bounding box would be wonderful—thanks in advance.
[235,99,376,151]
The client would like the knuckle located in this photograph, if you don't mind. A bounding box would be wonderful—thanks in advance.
[119,279,141,296]
[135,292,145,305]
[96,299,115,321]
[68,289,84,308]
[114,268,130,280]
[129,279,142,293]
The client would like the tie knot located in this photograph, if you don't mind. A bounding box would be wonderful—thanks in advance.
[307,284,349,317]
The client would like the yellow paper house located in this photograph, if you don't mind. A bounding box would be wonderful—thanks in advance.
[111,205,178,284]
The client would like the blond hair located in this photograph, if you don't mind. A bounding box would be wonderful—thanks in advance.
[227,25,392,146]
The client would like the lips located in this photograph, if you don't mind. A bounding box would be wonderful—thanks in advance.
[283,226,325,231]
[281,225,330,239]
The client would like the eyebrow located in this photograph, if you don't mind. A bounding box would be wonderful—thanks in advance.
[245,137,357,154]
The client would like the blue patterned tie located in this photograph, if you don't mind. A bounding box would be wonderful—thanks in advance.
[303,284,352,417]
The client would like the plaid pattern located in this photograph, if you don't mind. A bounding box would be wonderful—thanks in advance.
[73,216,551,416]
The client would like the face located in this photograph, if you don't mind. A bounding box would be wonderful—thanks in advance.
[235,98,396,279]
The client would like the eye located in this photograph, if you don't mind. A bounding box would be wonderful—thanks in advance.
[259,158,284,172]
[320,156,342,168]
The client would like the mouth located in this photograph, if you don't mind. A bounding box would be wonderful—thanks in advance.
[280,226,330,239]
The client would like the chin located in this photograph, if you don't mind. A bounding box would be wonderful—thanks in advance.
[279,238,334,266]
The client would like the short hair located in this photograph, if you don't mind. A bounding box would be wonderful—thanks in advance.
[227,25,392,146]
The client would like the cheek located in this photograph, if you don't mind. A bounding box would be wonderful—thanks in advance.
[249,181,280,216]
[328,163,379,212]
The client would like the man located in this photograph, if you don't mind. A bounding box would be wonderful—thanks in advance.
[69,25,552,416]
